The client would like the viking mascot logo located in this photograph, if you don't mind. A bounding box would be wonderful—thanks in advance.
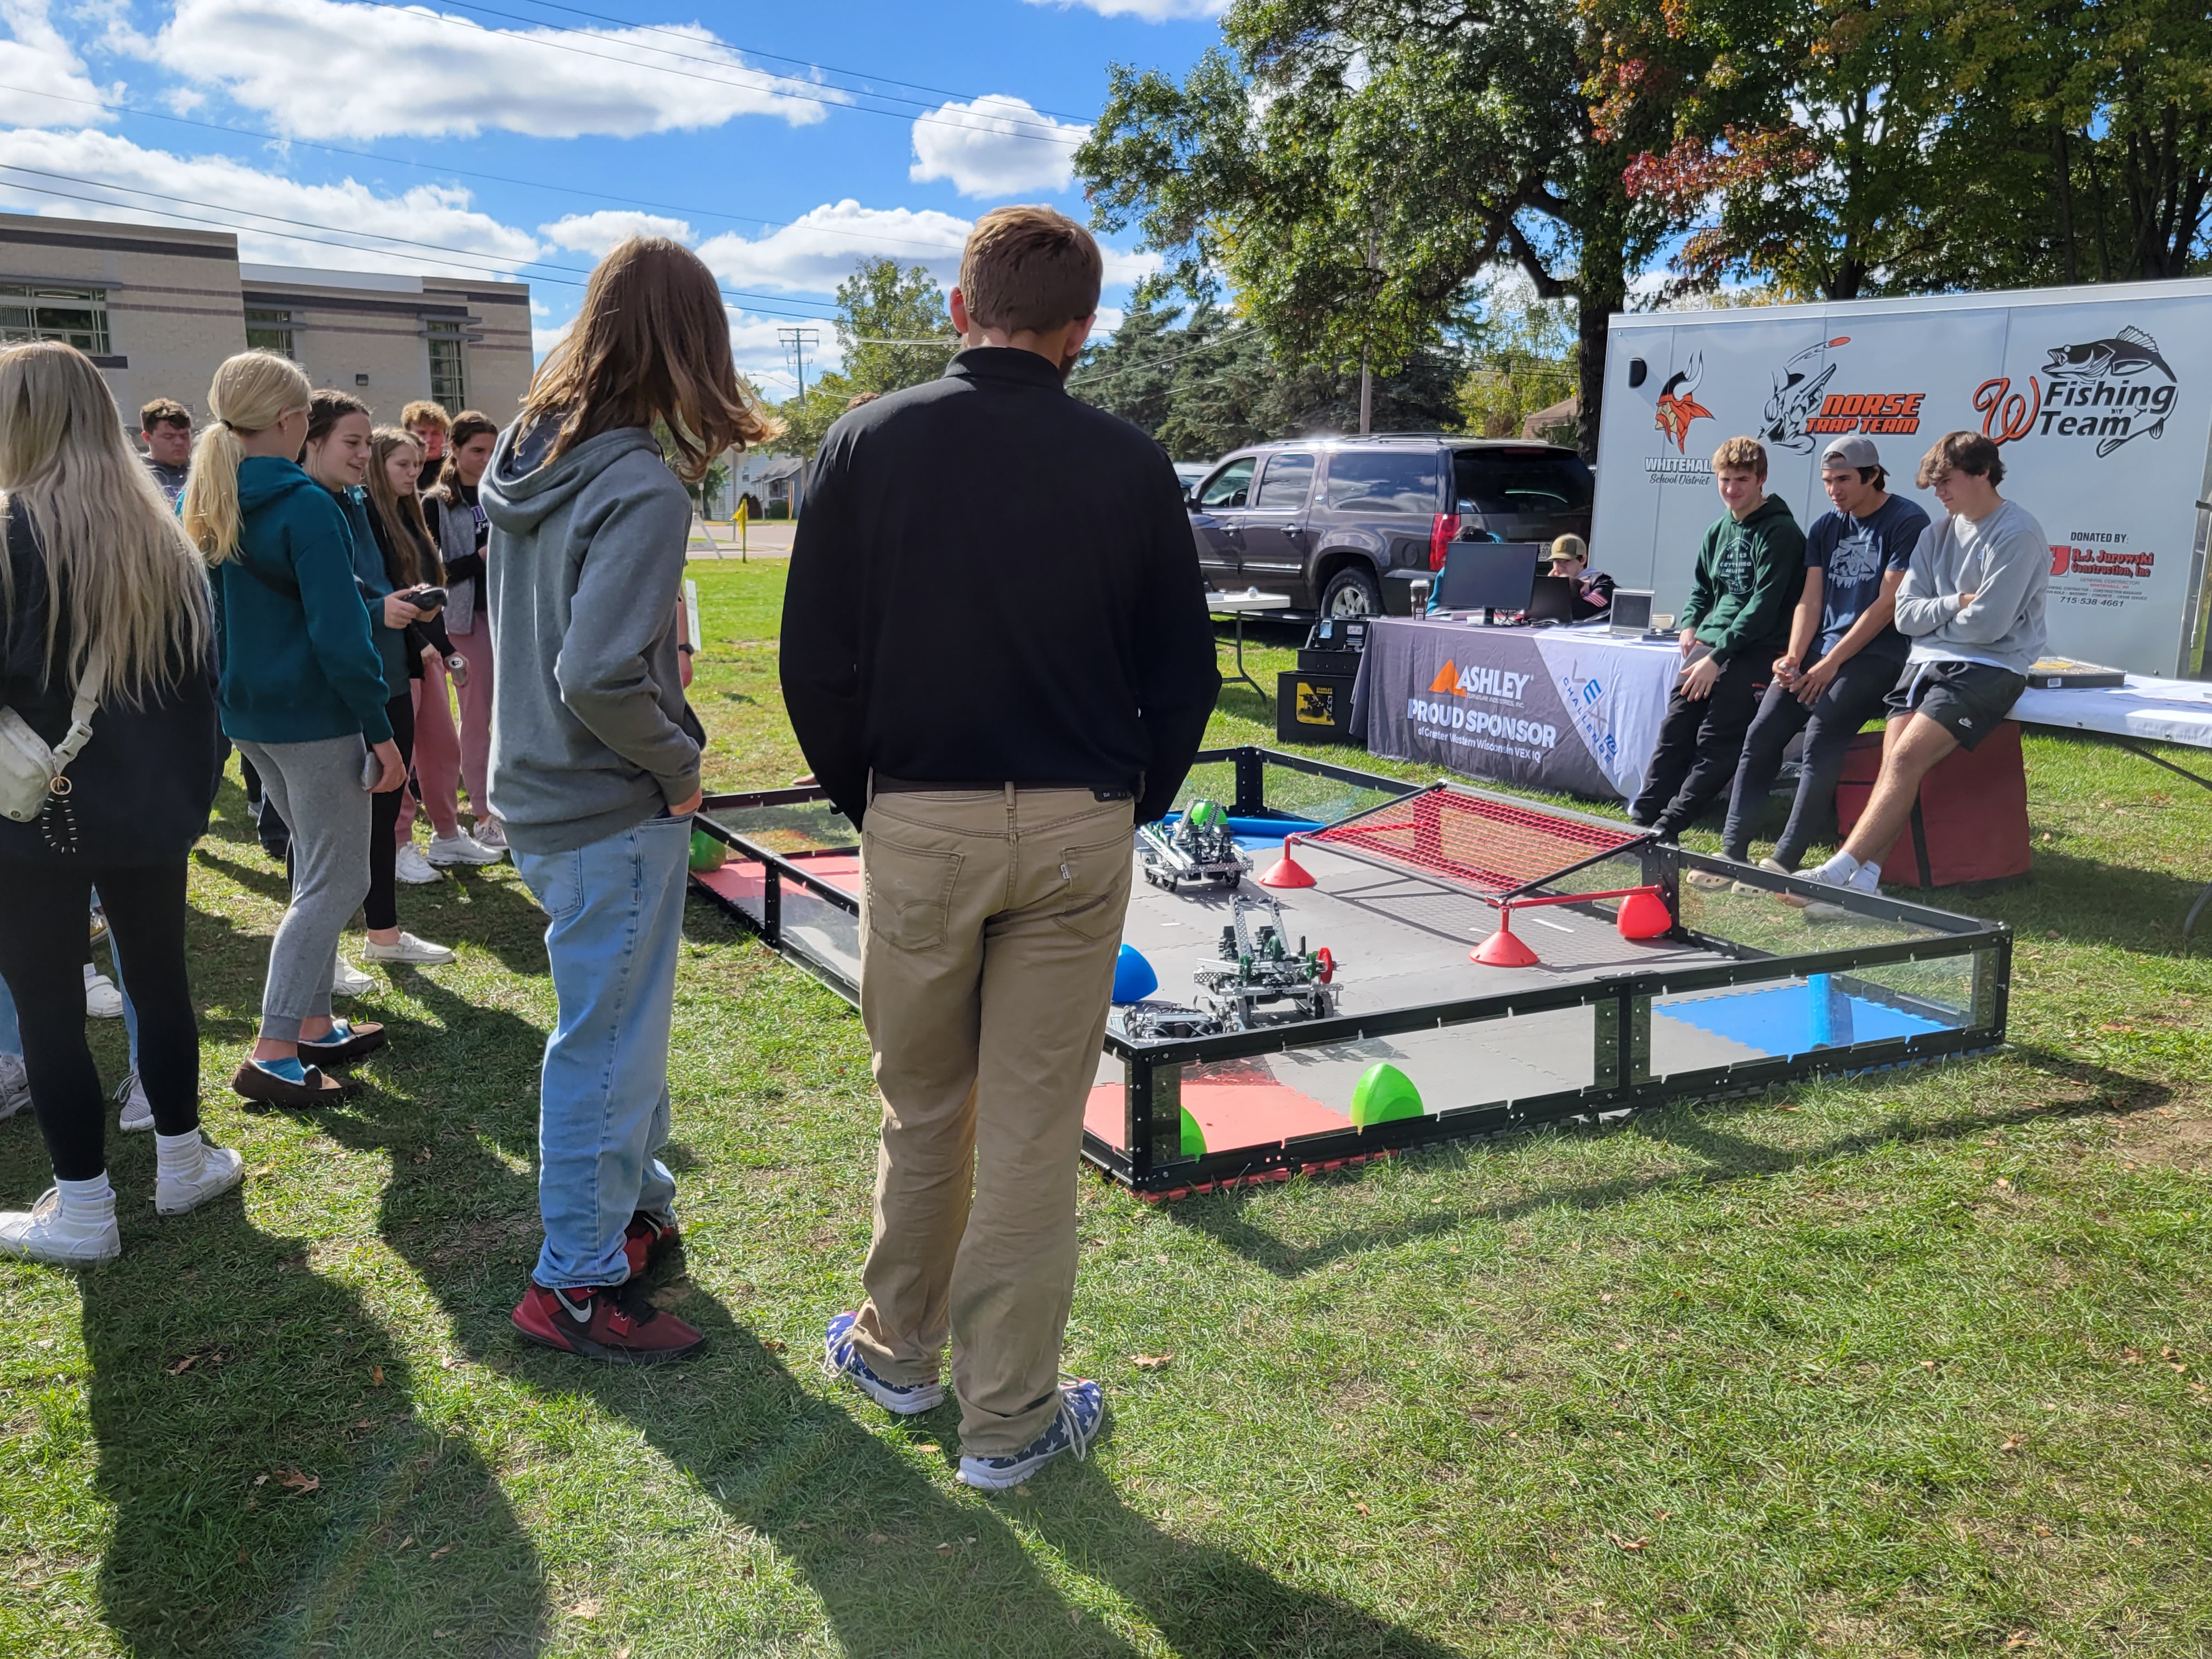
[1654,353,1712,454]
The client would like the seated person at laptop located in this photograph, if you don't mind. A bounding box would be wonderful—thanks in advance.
[1544,535,1614,620]
[1712,436,1927,877]
[1628,437,1805,840]
[1804,430,2047,897]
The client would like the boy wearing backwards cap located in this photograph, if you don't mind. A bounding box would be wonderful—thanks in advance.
[1708,435,1928,879]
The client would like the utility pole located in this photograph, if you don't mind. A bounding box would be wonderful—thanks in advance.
[1359,348,1372,436]
[777,325,819,512]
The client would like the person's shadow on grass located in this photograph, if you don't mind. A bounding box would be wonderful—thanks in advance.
[36,1178,548,1655]
[309,969,1463,1658]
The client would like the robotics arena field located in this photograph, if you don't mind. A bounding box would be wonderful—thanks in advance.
[690,748,2011,1198]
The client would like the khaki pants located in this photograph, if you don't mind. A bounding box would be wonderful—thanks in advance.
[850,784,1133,1455]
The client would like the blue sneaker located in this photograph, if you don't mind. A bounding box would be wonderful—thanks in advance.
[822,1311,945,1415]
[956,1380,1104,1490]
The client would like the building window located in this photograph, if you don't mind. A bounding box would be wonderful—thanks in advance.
[0,285,111,353]
[426,320,465,408]
[244,307,294,358]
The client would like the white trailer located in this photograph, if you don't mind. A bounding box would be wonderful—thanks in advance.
[1588,279,2212,678]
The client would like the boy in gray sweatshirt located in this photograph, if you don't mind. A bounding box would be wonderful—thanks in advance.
[1808,430,2047,895]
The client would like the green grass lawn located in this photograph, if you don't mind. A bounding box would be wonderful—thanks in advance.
[4,560,2211,1657]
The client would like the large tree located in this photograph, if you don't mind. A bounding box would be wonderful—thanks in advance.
[1071,294,1464,459]
[773,258,960,457]
[1074,0,1684,459]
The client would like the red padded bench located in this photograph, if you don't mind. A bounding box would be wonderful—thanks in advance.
[1834,719,2032,887]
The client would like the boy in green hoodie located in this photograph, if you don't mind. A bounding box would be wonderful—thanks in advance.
[1629,436,1806,838]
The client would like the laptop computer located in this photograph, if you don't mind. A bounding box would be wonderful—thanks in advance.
[1525,573,1581,624]
[1607,589,1655,635]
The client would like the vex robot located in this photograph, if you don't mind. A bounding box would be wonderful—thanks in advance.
[1138,798,1251,892]
[1192,895,1337,1031]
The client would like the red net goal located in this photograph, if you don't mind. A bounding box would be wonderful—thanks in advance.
[1299,784,1649,902]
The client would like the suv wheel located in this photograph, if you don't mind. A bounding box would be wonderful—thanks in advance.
[1318,565,1381,618]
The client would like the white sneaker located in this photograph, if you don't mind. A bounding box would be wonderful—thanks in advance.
[155,1137,246,1216]
[471,817,508,851]
[426,832,503,867]
[360,931,456,966]
[84,965,123,1019]
[0,1052,28,1119]
[0,1189,121,1265]
[393,843,441,885]
[116,1072,153,1133]
[331,960,374,998]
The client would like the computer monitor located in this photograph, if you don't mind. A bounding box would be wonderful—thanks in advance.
[1525,573,1581,624]
[1439,541,1543,616]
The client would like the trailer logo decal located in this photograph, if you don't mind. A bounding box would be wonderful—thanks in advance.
[1978,326,2180,459]
[1653,353,1712,454]
[1760,337,1852,453]
[1806,391,1925,438]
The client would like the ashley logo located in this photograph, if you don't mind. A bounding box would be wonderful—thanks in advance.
[1429,661,1533,702]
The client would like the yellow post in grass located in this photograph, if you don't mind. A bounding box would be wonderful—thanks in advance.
[735,496,748,563]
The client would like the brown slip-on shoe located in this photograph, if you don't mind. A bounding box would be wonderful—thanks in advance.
[296,1020,387,1065]
[232,1058,344,1105]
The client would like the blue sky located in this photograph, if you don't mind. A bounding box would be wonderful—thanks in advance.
[0,0,1225,398]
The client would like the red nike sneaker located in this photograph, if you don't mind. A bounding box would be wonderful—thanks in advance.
[622,1211,680,1279]
[511,1279,704,1364]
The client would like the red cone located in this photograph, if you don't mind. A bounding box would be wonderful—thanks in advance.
[1616,887,1674,940]
[1258,836,1317,889]
[1471,909,1541,967]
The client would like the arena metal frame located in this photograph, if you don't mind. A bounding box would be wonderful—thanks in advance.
[692,747,2013,1197]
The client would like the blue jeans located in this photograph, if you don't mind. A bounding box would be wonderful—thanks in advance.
[512,813,690,1289]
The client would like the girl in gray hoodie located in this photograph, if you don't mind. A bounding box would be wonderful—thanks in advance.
[484,235,774,1365]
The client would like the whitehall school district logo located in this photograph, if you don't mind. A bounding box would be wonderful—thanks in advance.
[1654,353,1712,454]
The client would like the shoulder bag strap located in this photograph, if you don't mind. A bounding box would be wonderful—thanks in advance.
[46,637,107,774]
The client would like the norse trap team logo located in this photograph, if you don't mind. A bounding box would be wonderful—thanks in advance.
[1760,337,1851,453]
[1974,325,2179,458]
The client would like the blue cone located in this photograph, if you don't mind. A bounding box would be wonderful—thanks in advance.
[1111,943,1158,1005]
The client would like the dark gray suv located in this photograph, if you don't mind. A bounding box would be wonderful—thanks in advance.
[1186,436,1594,616]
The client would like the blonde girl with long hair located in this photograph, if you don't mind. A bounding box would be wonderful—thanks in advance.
[0,341,236,1266]
[189,351,407,1110]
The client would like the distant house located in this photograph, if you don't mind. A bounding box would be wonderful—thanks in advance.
[718,450,807,518]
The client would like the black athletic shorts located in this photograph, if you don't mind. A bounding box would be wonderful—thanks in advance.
[1884,661,2028,751]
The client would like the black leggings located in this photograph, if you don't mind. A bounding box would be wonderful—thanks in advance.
[364,688,416,933]
[0,860,200,1180]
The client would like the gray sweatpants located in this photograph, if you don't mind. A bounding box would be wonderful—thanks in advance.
[235,736,371,1042]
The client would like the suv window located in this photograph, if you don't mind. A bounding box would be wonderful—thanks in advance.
[1252,453,1314,510]
[1452,448,1594,515]
[1325,450,1439,513]
[1198,456,1256,508]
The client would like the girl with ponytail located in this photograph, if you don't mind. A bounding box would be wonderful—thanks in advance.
[196,352,407,1108]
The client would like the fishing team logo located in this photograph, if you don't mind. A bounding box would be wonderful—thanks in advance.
[1974,325,2180,458]
[1760,336,1851,452]
[1653,353,1712,453]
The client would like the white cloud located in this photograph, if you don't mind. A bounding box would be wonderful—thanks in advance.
[0,126,541,275]
[539,211,695,256]
[0,0,119,128]
[128,0,841,140]
[1022,0,1226,18]
[909,94,1086,199]
[697,198,1159,295]
[697,200,973,292]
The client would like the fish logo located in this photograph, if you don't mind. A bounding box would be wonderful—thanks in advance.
[1654,353,1712,454]
[2044,325,2176,383]
[1761,337,1850,453]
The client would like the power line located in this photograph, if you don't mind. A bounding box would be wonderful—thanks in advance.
[0,167,842,320]
[352,0,1086,145]
[1068,322,1251,390]
[479,0,1094,125]
[0,81,996,259]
